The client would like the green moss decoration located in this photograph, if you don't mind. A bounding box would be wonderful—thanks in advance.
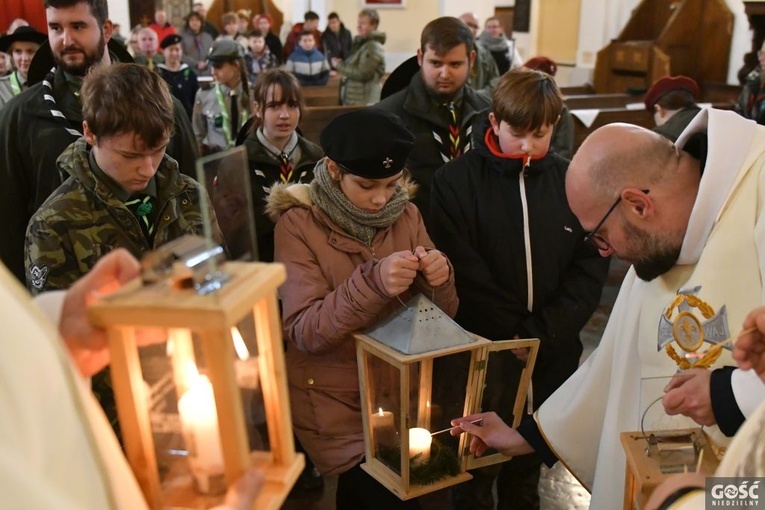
[376,438,461,485]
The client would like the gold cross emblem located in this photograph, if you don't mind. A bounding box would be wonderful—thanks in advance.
[383,157,393,169]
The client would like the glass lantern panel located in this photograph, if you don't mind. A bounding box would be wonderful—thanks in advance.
[136,322,266,506]
[236,313,269,455]
[365,353,401,469]
[465,339,539,470]
[196,146,258,263]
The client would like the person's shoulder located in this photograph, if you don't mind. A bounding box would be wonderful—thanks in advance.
[0,81,44,119]
[435,151,484,181]
[31,178,91,224]
[375,87,408,111]
[298,136,324,160]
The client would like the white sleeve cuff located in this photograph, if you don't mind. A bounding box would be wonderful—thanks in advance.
[731,368,765,418]
[33,290,67,331]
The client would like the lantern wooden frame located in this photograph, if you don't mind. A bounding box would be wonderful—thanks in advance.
[621,428,720,509]
[89,262,304,509]
[354,332,539,500]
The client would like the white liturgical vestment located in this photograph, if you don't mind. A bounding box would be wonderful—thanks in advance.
[536,109,765,508]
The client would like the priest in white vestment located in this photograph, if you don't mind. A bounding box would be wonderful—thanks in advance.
[452,109,765,508]
[0,249,261,509]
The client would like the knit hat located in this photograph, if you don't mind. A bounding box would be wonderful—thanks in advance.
[644,75,699,111]
[320,109,415,179]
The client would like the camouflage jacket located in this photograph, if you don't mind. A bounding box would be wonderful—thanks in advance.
[25,137,223,294]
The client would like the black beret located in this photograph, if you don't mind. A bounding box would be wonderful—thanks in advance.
[160,34,182,50]
[0,26,47,53]
[207,39,244,62]
[320,109,415,179]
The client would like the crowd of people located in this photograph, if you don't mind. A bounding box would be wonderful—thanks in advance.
[3,2,765,510]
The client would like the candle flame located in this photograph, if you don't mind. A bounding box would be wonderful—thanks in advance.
[231,327,249,360]
[378,407,384,416]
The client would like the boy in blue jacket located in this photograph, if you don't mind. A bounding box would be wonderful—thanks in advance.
[285,31,330,86]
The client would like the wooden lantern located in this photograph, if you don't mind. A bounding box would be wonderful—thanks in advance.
[354,294,539,500]
[621,428,721,509]
[88,259,304,509]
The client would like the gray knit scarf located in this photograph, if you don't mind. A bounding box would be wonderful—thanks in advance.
[309,160,408,246]
[478,31,511,53]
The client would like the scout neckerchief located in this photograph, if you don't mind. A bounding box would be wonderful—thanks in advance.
[41,67,82,138]
[255,128,299,183]
[430,92,472,163]
[215,83,249,149]
[9,71,22,96]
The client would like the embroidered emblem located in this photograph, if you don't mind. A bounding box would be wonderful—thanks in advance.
[29,265,49,291]
[383,157,393,169]
[564,226,573,233]
[657,287,730,369]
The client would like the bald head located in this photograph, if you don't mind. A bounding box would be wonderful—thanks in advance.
[459,12,479,36]
[569,123,677,208]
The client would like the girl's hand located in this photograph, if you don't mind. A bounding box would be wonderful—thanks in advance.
[413,246,450,287]
[379,251,419,297]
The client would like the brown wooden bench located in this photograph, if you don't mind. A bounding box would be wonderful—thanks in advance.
[299,105,365,144]
[560,84,595,95]
[702,81,740,107]
[302,75,342,107]
[571,108,654,152]
[571,103,735,153]
[565,93,643,110]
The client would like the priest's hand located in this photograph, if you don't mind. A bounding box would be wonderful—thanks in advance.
[662,368,715,425]
[413,246,450,287]
[379,250,419,297]
[60,249,164,378]
[449,412,534,457]
[733,307,765,380]
[221,468,265,509]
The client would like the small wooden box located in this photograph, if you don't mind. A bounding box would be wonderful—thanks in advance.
[621,428,720,510]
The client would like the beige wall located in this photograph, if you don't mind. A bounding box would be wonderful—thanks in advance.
[328,0,441,70]
[536,0,580,65]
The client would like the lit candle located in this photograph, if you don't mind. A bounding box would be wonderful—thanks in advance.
[178,374,224,492]
[370,408,395,448]
[408,427,432,466]
[232,327,259,389]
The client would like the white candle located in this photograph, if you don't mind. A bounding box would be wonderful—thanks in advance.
[409,427,432,466]
[370,408,395,448]
[178,374,224,470]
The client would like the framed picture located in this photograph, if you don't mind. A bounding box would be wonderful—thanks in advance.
[362,0,405,8]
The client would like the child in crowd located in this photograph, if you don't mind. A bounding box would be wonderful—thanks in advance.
[429,68,609,510]
[239,69,322,262]
[158,34,198,118]
[267,108,458,509]
[245,29,279,84]
[24,63,222,439]
[193,39,252,154]
[285,31,330,87]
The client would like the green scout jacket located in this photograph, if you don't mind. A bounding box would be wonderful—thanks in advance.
[25,137,223,294]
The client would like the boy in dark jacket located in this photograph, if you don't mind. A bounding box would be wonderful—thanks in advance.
[322,12,352,69]
[430,68,610,510]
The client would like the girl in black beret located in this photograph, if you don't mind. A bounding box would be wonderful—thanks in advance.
[266,108,458,509]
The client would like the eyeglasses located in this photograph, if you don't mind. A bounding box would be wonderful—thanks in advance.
[583,189,649,251]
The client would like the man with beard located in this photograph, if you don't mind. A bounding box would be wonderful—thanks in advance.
[0,0,197,284]
[451,109,765,508]
[375,16,490,226]
[0,26,47,110]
